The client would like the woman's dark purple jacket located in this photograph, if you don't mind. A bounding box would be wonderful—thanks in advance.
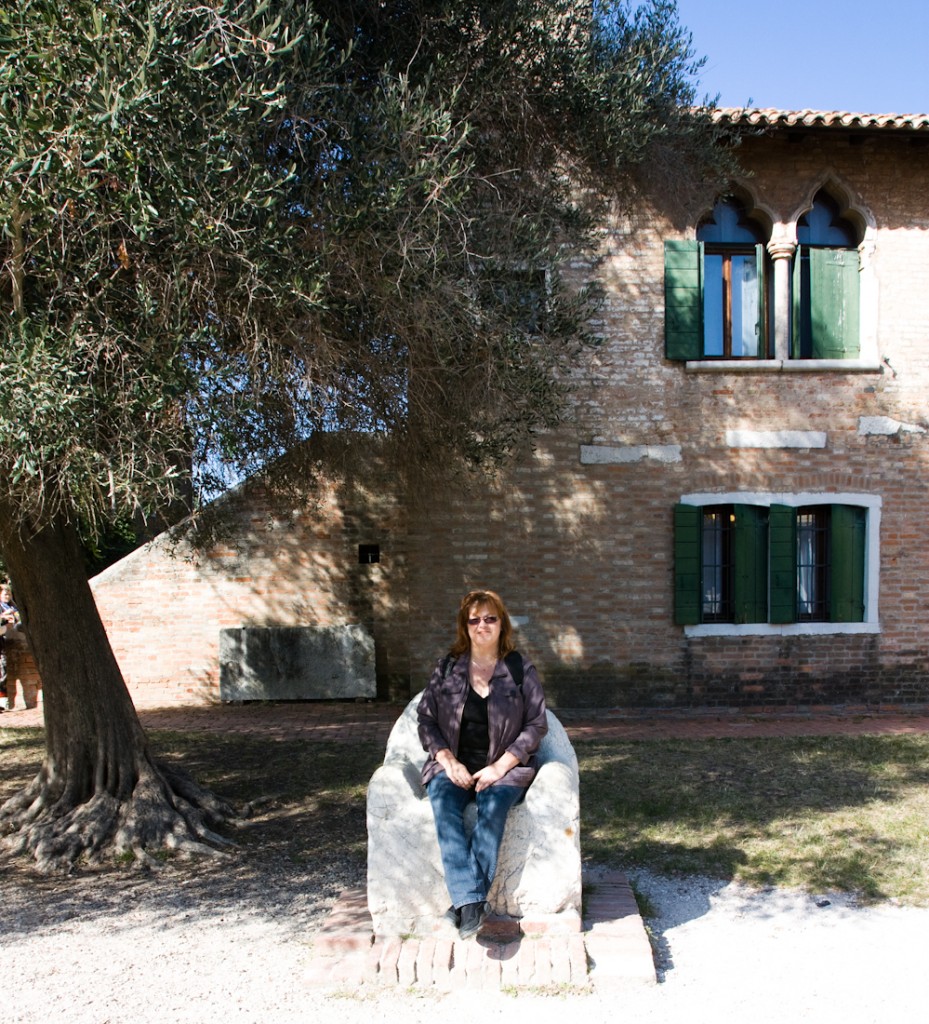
[417,652,548,789]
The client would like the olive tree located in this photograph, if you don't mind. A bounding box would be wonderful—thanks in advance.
[0,0,729,870]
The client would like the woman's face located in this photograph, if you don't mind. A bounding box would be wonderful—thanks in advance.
[466,602,501,653]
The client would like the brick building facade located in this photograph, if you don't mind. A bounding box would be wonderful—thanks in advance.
[88,109,929,709]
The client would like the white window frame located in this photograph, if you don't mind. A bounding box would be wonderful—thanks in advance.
[679,491,881,637]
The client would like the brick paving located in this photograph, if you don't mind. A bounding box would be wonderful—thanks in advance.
[305,869,651,992]
[7,697,929,990]
[6,696,929,742]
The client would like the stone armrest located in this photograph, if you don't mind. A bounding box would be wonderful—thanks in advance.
[368,759,424,804]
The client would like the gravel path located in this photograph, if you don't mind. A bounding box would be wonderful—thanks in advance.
[620,869,924,1024]
[3,860,924,1024]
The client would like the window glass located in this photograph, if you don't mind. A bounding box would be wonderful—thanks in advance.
[702,253,724,356]
[797,194,857,246]
[701,506,733,622]
[698,200,765,245]
[797,507,830,620]
[731,253,760,357]
[697,198,767,359]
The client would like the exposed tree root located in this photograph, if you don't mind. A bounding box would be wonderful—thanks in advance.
[0,754,237,875]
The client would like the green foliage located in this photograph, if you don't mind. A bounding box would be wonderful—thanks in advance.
[80,507,147,572]
[0,0,730,541]
[0,0,333,532]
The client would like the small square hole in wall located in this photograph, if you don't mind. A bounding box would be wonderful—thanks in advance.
[358,544,380,564]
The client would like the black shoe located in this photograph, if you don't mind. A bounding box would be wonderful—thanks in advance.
[458,901,487,940]
[444,905,461,927]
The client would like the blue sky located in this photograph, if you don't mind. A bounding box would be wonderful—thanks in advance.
[673,0,929,114]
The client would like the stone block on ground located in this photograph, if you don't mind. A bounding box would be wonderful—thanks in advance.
[219,624,375,700]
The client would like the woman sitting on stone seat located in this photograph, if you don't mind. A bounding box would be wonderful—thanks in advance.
[417,588,548,940]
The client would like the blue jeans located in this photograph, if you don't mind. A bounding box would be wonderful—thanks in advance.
[426,772,524,908]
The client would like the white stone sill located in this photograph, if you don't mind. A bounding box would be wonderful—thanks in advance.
[684,622,881,638]
[685,359,882,374]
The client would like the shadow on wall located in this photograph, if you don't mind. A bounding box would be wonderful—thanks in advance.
[190,441,410,703]
[87,435,412,705]
[93,330,929,710]
[542,661,687,709]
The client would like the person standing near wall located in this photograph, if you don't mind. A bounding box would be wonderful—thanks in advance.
[0,583,22,711]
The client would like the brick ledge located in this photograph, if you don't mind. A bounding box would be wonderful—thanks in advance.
[305,871,655,992]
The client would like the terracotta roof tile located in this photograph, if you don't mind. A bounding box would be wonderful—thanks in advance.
[709,107,929,132]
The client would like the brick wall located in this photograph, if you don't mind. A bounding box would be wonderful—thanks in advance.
[89,125,929,709]
[92,443,411,705]
[403,127,929,708]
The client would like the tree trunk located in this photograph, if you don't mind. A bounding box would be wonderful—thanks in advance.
[0,509,234,872]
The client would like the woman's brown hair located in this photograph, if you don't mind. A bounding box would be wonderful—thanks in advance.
[449,589,515,658]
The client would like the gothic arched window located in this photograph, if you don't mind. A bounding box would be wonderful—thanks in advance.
[664,197,769,360]
[793,191,860,359]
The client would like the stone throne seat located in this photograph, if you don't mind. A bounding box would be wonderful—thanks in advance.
[366,691,581,938]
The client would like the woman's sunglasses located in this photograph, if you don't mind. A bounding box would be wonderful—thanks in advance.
[467,615,499,626]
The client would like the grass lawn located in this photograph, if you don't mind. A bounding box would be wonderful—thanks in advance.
[3,726,929,904]
[578,734,929,904]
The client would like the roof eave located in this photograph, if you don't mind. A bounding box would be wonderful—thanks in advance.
[708,107,929,134]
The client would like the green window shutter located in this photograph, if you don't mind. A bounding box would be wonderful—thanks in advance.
[769,504,797,624]
[830,504,866,622]
[733,505,768,623]
[755,244,767,357]
[809,247,860,359]
[664,240,702,361]
[791,247,803,359]
[673,503,701,625]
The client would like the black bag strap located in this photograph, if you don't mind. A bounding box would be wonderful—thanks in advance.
[503,650,524,688]
[440,650,524,688]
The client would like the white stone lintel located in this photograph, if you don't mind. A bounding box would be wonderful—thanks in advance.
[726,430,827,449]
[858,415,926,436]
[580,444,682,465]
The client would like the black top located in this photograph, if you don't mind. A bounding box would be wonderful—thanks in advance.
[457,685,490,775]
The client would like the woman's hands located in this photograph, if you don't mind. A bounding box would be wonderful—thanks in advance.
[436,749,475,789]
[437,749,520,791]
[473,751,519,792]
